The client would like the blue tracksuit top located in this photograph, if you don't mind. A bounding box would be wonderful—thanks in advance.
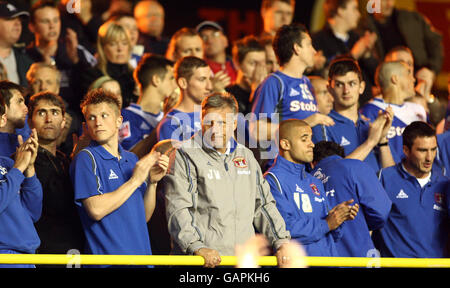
[0,156,43,254]
[312,110,381,172]
[264,155,340,257]
[436,131,449,176]
[311,155,392,257]
[372,163,450,258]
[0,132,19,158]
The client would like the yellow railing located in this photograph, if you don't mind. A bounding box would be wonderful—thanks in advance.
[1,254,450,267]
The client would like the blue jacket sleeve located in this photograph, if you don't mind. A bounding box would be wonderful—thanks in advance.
[20,174,43,223]
[265,173,330,245]
[157,116,179,142]
[0,166,25,214]
[352,162,392,230]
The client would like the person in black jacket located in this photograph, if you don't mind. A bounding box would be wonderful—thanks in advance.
[80,21,137,108]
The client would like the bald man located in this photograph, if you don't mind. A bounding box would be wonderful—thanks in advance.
[361,61,427,163]
[134,0,169,55]
[264,119,359,256]
[309,76,333,115]
[384,46,446,126]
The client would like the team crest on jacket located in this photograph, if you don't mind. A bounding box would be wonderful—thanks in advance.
[435,193,443,205]
[310,183,320,196]
[233,157,247,168]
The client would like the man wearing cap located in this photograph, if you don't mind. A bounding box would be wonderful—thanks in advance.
[0,1,33,87]
[197,21,237,86]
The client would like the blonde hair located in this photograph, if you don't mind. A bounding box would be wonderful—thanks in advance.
[96,21,133,76]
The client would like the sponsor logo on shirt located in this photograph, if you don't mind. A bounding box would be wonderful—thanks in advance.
[314,196,325,203]
[387,126,405,139]
[396,189,408,199]
[433,204,444,212]
[237,170,251,175]
[109,169,119,180]
[289,100,317,112]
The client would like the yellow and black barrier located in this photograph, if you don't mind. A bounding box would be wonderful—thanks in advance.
[1,254,450,267]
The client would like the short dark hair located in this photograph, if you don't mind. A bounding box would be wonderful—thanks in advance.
[324,0,353,19]
[273,23,308,66]
[30,0,58,24]
[232,35,265,65]
[174,56,208,81]
[0,80,24,107]
[328,56,363,82]
[80,89,121,115]
[134,53,174,90]
[313,141,345,163]
[0,94,5,117]
[402,121,436,150]
[201,92,238,115]
[28,91,65,118]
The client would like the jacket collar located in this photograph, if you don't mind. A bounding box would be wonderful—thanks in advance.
[88,140,124,160]
[396,161,441,185]
[274,155,308,179]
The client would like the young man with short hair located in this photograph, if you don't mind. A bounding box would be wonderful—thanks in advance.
[70,89,168,266]
[373,122,450,257]
[250,23,334,167]
[119,54,176,150]
[313,57,395,172]
[0,81,29,157]
[157,56,213,142]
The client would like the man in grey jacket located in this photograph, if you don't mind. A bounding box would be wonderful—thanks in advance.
[163,92,291,267]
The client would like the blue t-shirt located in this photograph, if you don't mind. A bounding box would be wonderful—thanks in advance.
[70,141,152,264]
[0,156,42,254]
[311,155,392,257]
[312,110,381,172]
[119,103,163,150]
[157,109,201,142]
[360,98,427,164]
[372,163,450,258]
[252,71,319,167]
[265,155,340,257]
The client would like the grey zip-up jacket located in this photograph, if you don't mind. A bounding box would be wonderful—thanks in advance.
[163,135,290,256]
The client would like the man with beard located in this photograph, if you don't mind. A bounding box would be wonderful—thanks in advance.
[0,81,28,157]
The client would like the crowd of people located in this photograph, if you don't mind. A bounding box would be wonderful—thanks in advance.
[0,0,449,268]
